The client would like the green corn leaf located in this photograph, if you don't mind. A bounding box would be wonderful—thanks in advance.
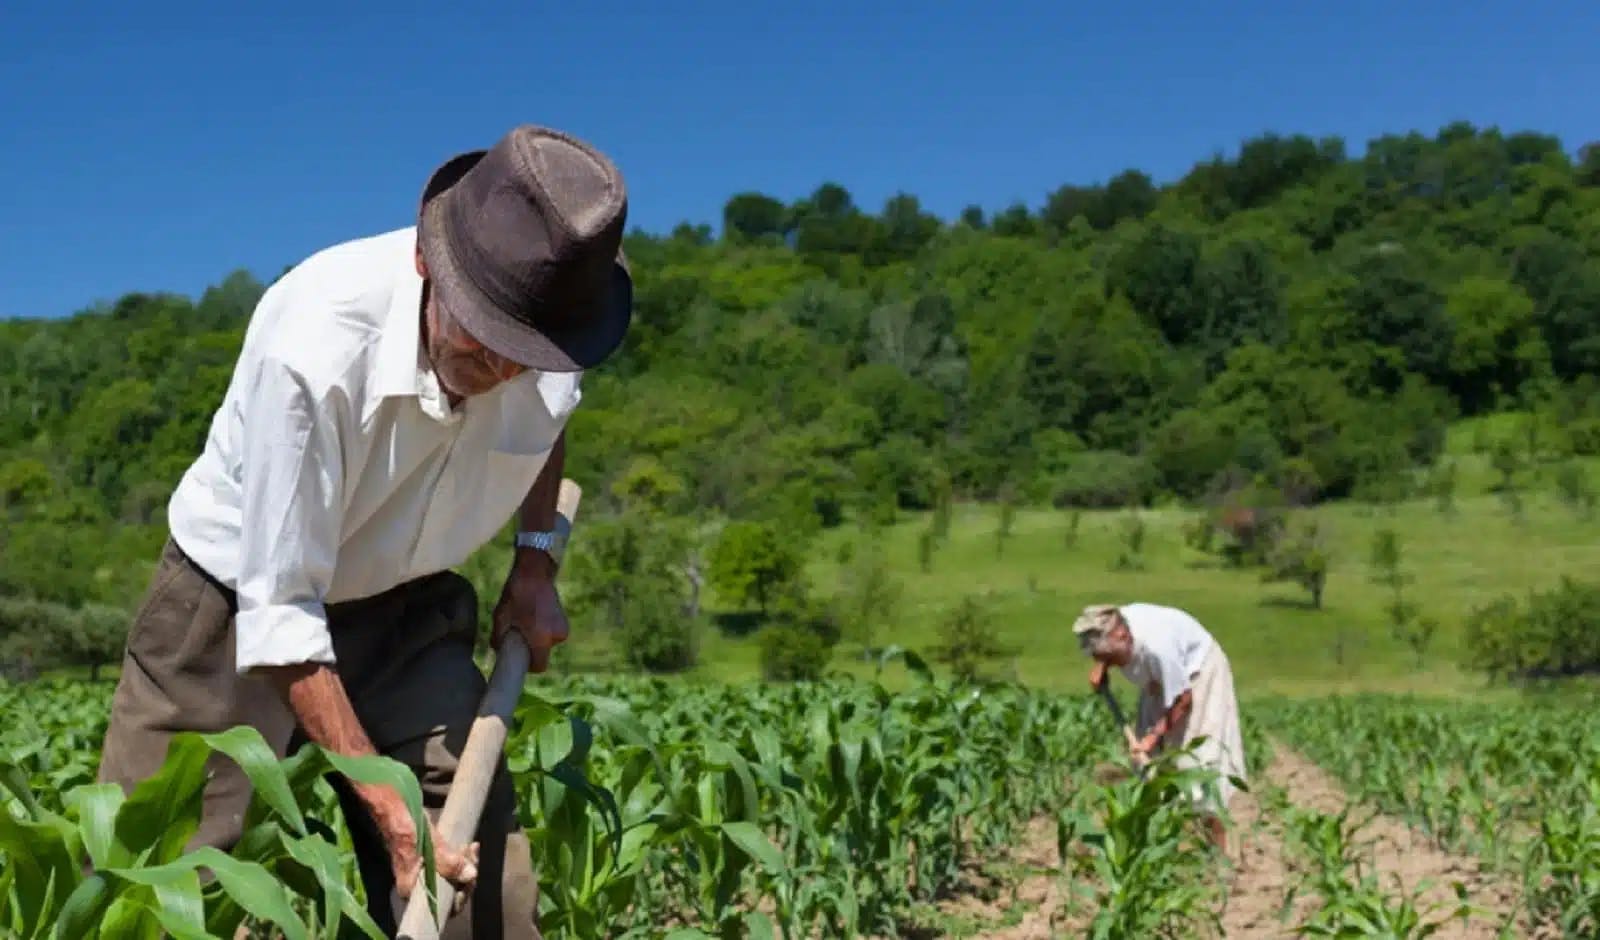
[148,869,208,940]
[150,899,219,940]
[113,732,209,864]
[0,803,79,931]
[99,894,162,940]
[537,716,577,768]
[281,831,387,939]
[63,783,126,869]
[721,821,786,875]
[200,725,306,835]
[109,848,309,940]
[52,870,116,940]
[572,694,652,750]
[743,911,778,940]
[0,763,43,819]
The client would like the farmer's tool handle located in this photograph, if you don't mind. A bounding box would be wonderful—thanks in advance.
[398,479,582,940]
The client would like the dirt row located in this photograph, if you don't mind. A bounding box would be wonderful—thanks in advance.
[919,742,1534,938]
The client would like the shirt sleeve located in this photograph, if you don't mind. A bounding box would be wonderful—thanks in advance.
[232,356,345,674]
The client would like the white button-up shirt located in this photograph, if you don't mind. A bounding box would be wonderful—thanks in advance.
[1117,603,1217,710]
[167,227,581,674]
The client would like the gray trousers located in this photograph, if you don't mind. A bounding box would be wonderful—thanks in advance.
[97,537,541,939]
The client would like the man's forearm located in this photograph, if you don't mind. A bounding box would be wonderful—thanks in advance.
[263,663,410,833]
[1149,690,1193,742]
[513,430,565,581]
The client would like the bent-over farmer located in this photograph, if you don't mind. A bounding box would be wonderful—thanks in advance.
[1073,602,1247,850]
[96,125,634,938]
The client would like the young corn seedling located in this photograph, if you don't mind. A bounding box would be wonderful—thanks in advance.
[1056,745,1226,939]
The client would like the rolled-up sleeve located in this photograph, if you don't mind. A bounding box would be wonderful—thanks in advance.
[233,356,344,674]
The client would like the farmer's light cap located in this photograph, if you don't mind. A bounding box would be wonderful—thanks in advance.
[418,125,632,372]
[1073,604,1121,636]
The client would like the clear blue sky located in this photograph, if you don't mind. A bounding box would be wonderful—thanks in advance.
[4,0,1597,319]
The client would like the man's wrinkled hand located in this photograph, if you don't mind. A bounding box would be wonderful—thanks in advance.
[387,811,479,913]
[492,569,570,673]
[1089,661,1108,690]
[1127,731,1158,767]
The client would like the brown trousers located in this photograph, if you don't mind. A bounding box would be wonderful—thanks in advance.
[97,538,541,939]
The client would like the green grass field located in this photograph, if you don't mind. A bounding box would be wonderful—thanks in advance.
[62,416,1599,704]
[670,417,1600,700]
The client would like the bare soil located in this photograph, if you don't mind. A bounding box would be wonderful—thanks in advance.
[1217,745,1530,939]
[910,743,1537,938]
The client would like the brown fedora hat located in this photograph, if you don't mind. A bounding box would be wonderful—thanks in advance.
[418,125,632,372]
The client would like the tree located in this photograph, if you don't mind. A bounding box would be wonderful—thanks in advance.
[562,510,701,673]
[1443,276,1545,413]
[930,595,1008,682]
[1369,528,1436,668]
[723,192,790,243]
[834,532,904,654]
[995,495,1016,559]
[1262,516,1330,609]
[708,520,805,617]
[65,604,128,681]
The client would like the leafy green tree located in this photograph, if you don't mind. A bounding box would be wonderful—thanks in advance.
[708,520,806,617]
[723,192,790,243]
[1443,276,1546,412]
[562,511,701,673]
[64,603,128,681]
[930,595,1008,682]
[1262,517,1330,609]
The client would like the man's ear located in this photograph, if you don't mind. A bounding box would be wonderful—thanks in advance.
[414,240,428,278]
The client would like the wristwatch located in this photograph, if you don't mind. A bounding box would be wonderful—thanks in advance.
[515,529,567,566]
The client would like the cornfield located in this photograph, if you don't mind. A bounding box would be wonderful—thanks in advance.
[2,664,1596,938]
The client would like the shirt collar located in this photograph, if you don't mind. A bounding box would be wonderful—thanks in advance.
[369,230,458,424]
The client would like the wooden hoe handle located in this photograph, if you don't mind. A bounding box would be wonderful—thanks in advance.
[397,478,583,940]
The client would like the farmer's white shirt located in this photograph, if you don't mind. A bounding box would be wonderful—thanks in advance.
[167,227,581,674]
[1117,603,1217,710]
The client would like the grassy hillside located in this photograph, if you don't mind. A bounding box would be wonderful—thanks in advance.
[583,416,1600,698]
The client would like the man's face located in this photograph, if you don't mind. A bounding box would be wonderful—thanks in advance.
[422,283,528,400]
[1083,620,1134,666]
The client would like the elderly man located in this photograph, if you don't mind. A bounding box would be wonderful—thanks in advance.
[1073,602,1246,849]
[96,125,633,938]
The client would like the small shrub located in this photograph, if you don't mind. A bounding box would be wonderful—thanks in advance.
[1428,459,1458,517]
[1049,451,1157,509]
[1262,516,1331,609]
[1463,576,1600,680]
[1063,510,1082,550]
[1368,528,1434,667]
[1566,417,1600,456]
[930,595,1008,682]
[1555,461,1597,518]
[759,623,832,681]
[996,496,1016,558]
[1112,513,1147,571]
[834,534,904,654]
[1490,438,1523,494]
[1188,484,1287,569]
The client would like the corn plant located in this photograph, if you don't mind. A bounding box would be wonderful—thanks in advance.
[1259,693,1598,937]
[0,725,432,939]
[1281,802,1475,937]
[1055,744,1228,939]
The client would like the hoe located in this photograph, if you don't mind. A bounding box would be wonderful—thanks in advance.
[397,478,583,940]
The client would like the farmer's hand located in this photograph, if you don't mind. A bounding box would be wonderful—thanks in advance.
[493,557,570,673]
[1128,732,1159,766]
[380,801,479,909]
[1089,661,1108,690]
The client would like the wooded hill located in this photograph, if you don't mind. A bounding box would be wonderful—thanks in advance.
[3,121,1600,678]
